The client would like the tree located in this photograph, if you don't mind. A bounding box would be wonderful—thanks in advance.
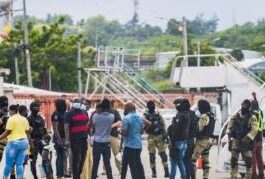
[230,49,244,61]
[0,16,96,92]
[187,14,219,35]
[46,14,74,25]
[166,14,219,36]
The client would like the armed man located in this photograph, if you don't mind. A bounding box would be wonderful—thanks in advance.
[182,98,198,179]
[227,99,258,179]
[144,100,169,178]
[192,99,216,179]
[28,100,47,179]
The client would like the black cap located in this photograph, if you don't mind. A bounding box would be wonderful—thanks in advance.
[0,96,8,108]
[173,98,183,106]
[30,101,40,111]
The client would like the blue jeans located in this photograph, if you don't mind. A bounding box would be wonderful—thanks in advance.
[170,140,187,179]
[55,144,66,177]
[4,139,29,178]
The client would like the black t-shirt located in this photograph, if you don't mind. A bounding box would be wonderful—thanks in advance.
[28,114,46,140]
[110,109,122,137]
[51,111,66,139]
[171,111,191,142]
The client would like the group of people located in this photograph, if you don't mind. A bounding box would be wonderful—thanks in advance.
[0,92,263,179]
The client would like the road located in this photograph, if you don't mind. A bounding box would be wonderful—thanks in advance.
[0,139,232,179]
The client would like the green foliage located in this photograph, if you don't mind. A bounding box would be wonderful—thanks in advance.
[212,20,265,54]
[0,17,96,92]
[261,72,265,82]
[166,14,219,36]
[230,49,244,61]
[187,14,219,36]
[82,15,163,46]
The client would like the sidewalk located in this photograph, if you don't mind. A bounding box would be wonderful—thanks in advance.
[0,141,230,179]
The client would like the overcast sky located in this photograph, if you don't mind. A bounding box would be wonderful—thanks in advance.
[13,0,265,31]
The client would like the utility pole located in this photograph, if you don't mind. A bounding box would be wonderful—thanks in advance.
[77,28,82,97]
[182,17,188,65]
[23,0,32,87]
[14,43,20,85]
[197,41,201,66]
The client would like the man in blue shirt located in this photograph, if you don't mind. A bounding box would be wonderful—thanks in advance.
[121,102,145,179]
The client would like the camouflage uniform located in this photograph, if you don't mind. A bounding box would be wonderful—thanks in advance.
[227,112,258,179]
[0,109,8,161]
[192,113,215,179]
[144,111,169,177]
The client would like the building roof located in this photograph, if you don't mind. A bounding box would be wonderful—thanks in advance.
[3,83,72,96]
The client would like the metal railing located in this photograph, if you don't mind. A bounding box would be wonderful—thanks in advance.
[222,54,264,85]
[123,63,174,108]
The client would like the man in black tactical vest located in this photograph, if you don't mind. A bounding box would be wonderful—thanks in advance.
[182,98,198,179]
[144,100,169,178]
[28,100,47,179]
[192,99,216,179]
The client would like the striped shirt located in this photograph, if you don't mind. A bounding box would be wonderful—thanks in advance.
[65,109,89,140]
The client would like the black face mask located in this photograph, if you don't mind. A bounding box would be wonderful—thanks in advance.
[175,105,183,112]
[241,107,250,115]
[31,109,40,115]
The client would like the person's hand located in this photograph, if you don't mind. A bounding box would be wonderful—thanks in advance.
[241,136,251,144]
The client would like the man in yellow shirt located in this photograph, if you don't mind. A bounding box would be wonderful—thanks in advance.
[0,105,30,179]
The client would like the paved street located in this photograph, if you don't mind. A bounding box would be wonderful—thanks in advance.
[0,140,232,179]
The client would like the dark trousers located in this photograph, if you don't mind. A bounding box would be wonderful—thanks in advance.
[30,140,42,179]
[121,147,145,179]
[252,141,264,177]
[55,145,66,177]
[184,139,196,179]
[91,142,113,179]
[70,138,88,179]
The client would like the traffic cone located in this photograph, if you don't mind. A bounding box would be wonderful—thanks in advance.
[196,156,203,169]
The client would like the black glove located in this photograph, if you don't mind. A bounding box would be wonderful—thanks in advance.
[162,133,169,144]
[241,136,251,145]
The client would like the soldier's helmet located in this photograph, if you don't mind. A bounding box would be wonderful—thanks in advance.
[146,100,155,111]
[198,99,210,114]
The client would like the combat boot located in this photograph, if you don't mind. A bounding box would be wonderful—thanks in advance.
[164,167,169,177]
[151,168,157,178]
